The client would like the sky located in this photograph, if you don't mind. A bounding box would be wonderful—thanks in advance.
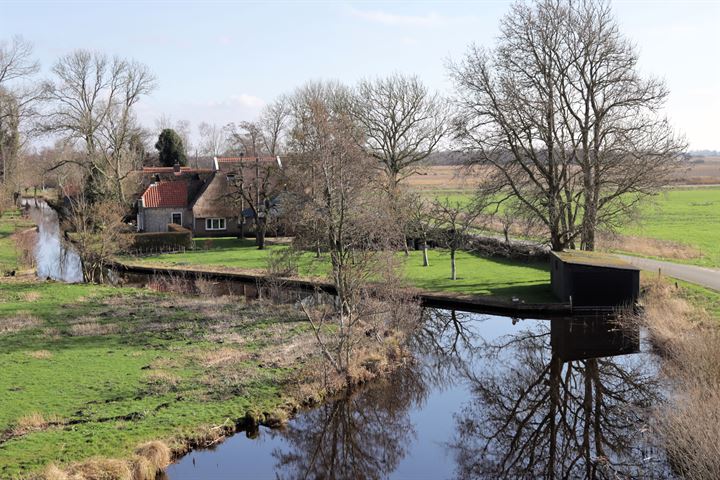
[1,0,719,150]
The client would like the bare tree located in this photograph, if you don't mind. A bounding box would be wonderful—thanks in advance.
[227,157,282,249]
[43,50,155,203]
[197,121,228,157]
[285,81,417,383]
[227,120,264,156]
[450,0,684,252]
[406,193,433,267]
[64,195,131,283]
[258,95,290,155]
[354,74,448,192]
[0,36,41,189]
[430,198,484,281]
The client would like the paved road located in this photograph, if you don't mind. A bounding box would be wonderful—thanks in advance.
[616,255,720,292]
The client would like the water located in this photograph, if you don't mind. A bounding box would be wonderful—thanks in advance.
[20,198,83,283]
[162,310,669,480]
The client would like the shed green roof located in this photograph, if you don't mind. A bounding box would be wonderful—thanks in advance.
[551,250,639,271]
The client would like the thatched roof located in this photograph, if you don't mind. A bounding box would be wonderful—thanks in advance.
[191,173,238,218]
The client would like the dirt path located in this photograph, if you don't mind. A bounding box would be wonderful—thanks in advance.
[616,255,720,291]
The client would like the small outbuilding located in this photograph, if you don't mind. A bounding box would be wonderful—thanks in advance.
[551,250,640,307]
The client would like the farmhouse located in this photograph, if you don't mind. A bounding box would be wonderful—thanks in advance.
[136,156,283,236]
[551,250,640,307]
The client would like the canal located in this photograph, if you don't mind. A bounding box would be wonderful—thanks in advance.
[20,197,672,479]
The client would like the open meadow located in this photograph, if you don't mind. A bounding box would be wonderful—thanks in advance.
[408,166,720,267]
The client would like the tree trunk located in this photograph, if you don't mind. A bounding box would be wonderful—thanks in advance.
[256,218,266,250]
[422,241,429,267]
[450,248,456,280]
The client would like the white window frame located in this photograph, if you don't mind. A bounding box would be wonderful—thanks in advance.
[170,212,183,226]
[205,218,226,231]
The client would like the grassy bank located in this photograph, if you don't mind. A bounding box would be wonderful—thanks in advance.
[0,210,34,272]
[0,278,405,478]
[120,238,553,303]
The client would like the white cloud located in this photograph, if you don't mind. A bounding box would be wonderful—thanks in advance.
[229,94,265,108]
[348,8,476,28]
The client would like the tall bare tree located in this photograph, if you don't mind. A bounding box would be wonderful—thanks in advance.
[258,95,290,155]
[285,81,415,383]
[450,0,684,251]
[0,36,41,189]
[354,74,448,192]
[43,50,155,203]
[197,121,228,157]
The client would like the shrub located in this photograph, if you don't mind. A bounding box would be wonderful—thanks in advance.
[127,225,192,253]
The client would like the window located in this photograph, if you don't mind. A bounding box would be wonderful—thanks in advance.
[205,218,226,230]
[170,212,182,225]
[226,174,236,181]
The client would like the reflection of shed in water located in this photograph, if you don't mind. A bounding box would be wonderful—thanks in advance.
[551,316,639,361]
[551,251,640,307]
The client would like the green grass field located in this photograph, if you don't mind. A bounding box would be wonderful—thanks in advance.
[123,238,554,303]
[422,186,720,267]
[0,280,322,477]
[618,187,720,267]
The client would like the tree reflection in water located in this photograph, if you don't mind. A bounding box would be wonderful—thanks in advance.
[449,315,669,479]
[240,310,668,480]
[271,364,427,480]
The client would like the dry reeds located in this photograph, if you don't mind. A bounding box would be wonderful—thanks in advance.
[639,278,720,479]
[134,441,171,471]
[39,440,172,480]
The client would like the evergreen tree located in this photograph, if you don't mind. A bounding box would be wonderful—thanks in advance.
[154,128,187,167]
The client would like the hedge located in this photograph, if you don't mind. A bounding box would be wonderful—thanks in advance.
[128,224,193,253]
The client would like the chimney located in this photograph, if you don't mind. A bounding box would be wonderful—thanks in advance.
[173,162,181,173]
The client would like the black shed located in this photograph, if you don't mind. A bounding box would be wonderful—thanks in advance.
[551,251,640,307]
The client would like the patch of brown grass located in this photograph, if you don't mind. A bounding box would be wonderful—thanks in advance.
[21,291,41,302]
[64,458,132,480]
[134,441,171,470]
[10,412,59,436]
[599,233,702,261]
[69,321,119,337]
[195,347,249,367]
[143,371,180,395]
[39,441,171,480]
[0,312,41,335]
[28,350,53,360]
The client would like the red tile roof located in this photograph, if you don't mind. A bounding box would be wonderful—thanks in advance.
[141,181,188,208]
